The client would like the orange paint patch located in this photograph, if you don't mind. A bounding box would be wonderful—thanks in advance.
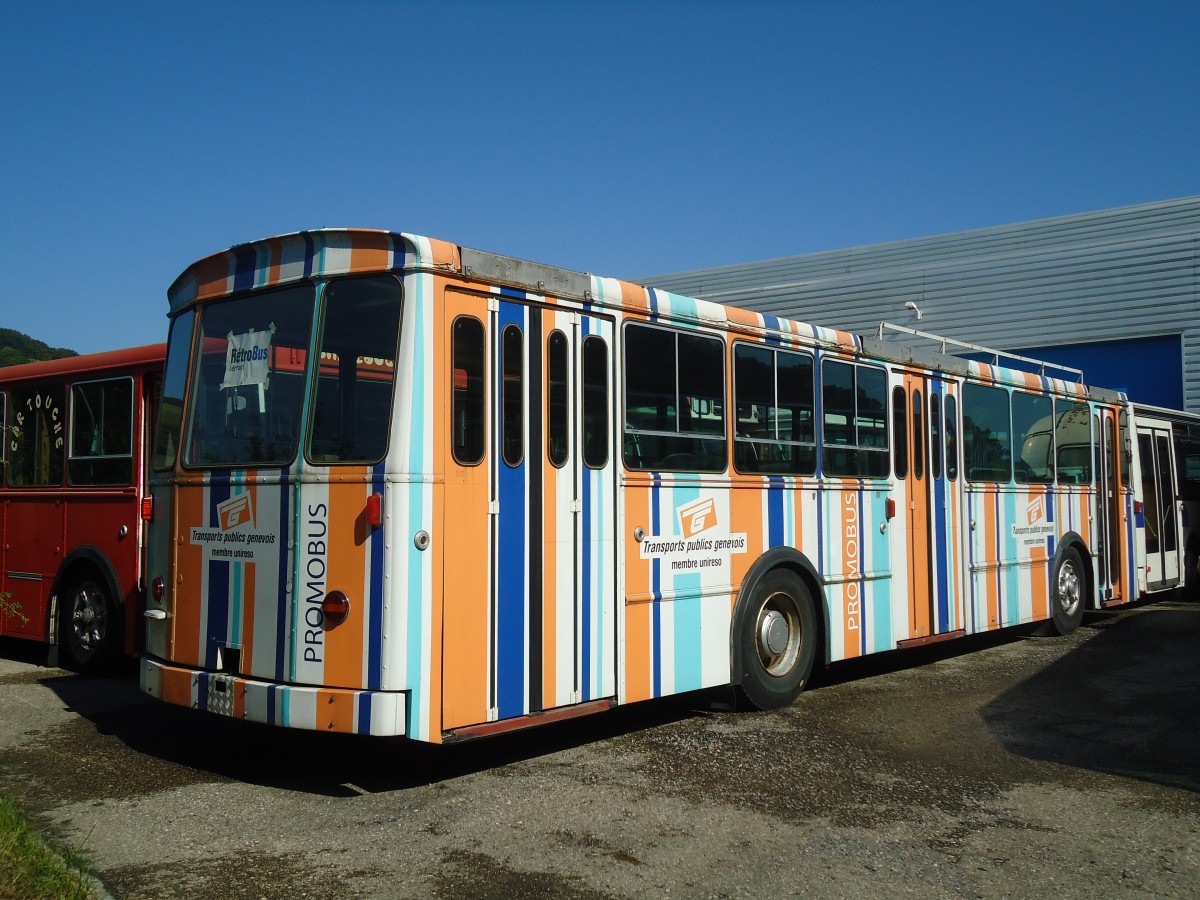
[322,478,368,690]
[349,231,393,273]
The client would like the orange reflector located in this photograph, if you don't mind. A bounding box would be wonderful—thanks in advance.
[1134,500,1143,515]
[141,497,154,521]
[885,498,896,520]
[366,492,383,528]
[322,591,351,627]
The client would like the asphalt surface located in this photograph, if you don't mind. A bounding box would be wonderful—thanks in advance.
[1,599,1198,899]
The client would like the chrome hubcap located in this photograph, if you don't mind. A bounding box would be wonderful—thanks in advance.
[1056,562,1081,616]
[756,591,802,678]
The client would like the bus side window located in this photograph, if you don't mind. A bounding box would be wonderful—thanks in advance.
[1055,402,1091,485]
[623,323,725,472]
[963,383,1012,483]
[69,378,134,486]
[581,336,608,469]
[945,394,959,481]
[452,316,486,466]
[8,385,66,487]
[1013,391,1053,484]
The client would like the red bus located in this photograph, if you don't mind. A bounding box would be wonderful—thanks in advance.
[0,344,165,670]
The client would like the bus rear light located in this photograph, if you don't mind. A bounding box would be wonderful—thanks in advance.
[322,591,351,627]
[1134,500,1143,515]
[141,497,154,521]
[152,577,165,603]
[366,492,383,528]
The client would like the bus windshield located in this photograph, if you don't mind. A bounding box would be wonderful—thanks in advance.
[184,284,315,467]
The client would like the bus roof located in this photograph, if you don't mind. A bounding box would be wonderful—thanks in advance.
[168,228,1122,404]
[0,343,166,384]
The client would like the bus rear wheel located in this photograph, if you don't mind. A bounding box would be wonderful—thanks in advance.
[61,575,116,672]
[734,569,816,710]
[1048,547,1086,636]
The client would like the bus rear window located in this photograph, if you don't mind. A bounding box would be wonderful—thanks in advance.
[184,285,314,468]
[308,276,402,465]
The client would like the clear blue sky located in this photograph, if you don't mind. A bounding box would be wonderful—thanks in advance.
[2,0,1197,355]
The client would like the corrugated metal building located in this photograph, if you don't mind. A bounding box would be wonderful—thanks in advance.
[644,196,1200,412]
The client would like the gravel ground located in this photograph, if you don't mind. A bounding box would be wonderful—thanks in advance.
[1,599,1197,899]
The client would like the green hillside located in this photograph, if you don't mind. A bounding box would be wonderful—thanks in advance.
[0,328,77,367]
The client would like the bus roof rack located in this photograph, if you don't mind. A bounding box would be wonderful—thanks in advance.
[876,322,1085,383]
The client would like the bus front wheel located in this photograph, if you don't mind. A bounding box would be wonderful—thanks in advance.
[734,569,816,710]
[61,575,116,672]
[1048,547,1086,636]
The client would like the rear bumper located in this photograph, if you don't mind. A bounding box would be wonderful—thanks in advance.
[140,657,408,737]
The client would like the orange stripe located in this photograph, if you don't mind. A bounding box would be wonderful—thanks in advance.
[542,321,559,705]
[1031,543,1049,621]
[193,254,231,301]
[623,485,652,702]
[323,478,368,690]
[842,488,862,658]
[984,491,1000,628]
[439,285,491,730]
[173,483,206,665]
[160,666,194,708]
[348,231,393,273]
[317,688,356,732]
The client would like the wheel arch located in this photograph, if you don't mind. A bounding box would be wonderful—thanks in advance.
[730,546,828,686]
[1054,531,1094,610]
[50,546,125,635]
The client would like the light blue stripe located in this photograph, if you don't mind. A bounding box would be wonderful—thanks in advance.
[671,483,702,693]
[405,273,429,728]
[870,489,892,652]
[1003,491,1022,623]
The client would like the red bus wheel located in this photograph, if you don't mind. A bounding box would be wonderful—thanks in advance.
[61,576,116,672]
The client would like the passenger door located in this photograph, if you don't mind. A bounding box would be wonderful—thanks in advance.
[441,290,617,731]
[1137,422,1182,589]
[895,372,963,642]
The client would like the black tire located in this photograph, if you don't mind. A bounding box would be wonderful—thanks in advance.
[733,569,817,710]
[60,574,117,672]
[1048,547,1086,636]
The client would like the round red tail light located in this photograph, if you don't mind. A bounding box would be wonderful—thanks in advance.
[321,591,351,627]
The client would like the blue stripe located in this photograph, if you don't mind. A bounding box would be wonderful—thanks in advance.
[767,478,785,547]
[205,474,232,669]
[763,315,783,345]
[366,462,386,691]
[275,472,291,682]
[266,683,276,724]
[582,463,593,701]
[931,383,950,633]
[651,477,662,697]
[233,247,258,293]
[648,288,660,317]
[357,693,372,735]
[496,302,526,719]
[197,672,209,712]
[302,232,316,278]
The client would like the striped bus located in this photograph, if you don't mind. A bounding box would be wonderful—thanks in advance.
[139,229,1182,740]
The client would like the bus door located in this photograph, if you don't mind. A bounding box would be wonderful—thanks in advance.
[896,373,963,641]
[1137,421,1182,590]
[1095,409,1127,603]
[442,290,617,732]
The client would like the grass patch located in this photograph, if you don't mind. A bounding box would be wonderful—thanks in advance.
[0,796,96,899]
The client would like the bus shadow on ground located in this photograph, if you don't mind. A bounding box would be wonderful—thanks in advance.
[980,601,1200,793]
[22,662,718,799]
